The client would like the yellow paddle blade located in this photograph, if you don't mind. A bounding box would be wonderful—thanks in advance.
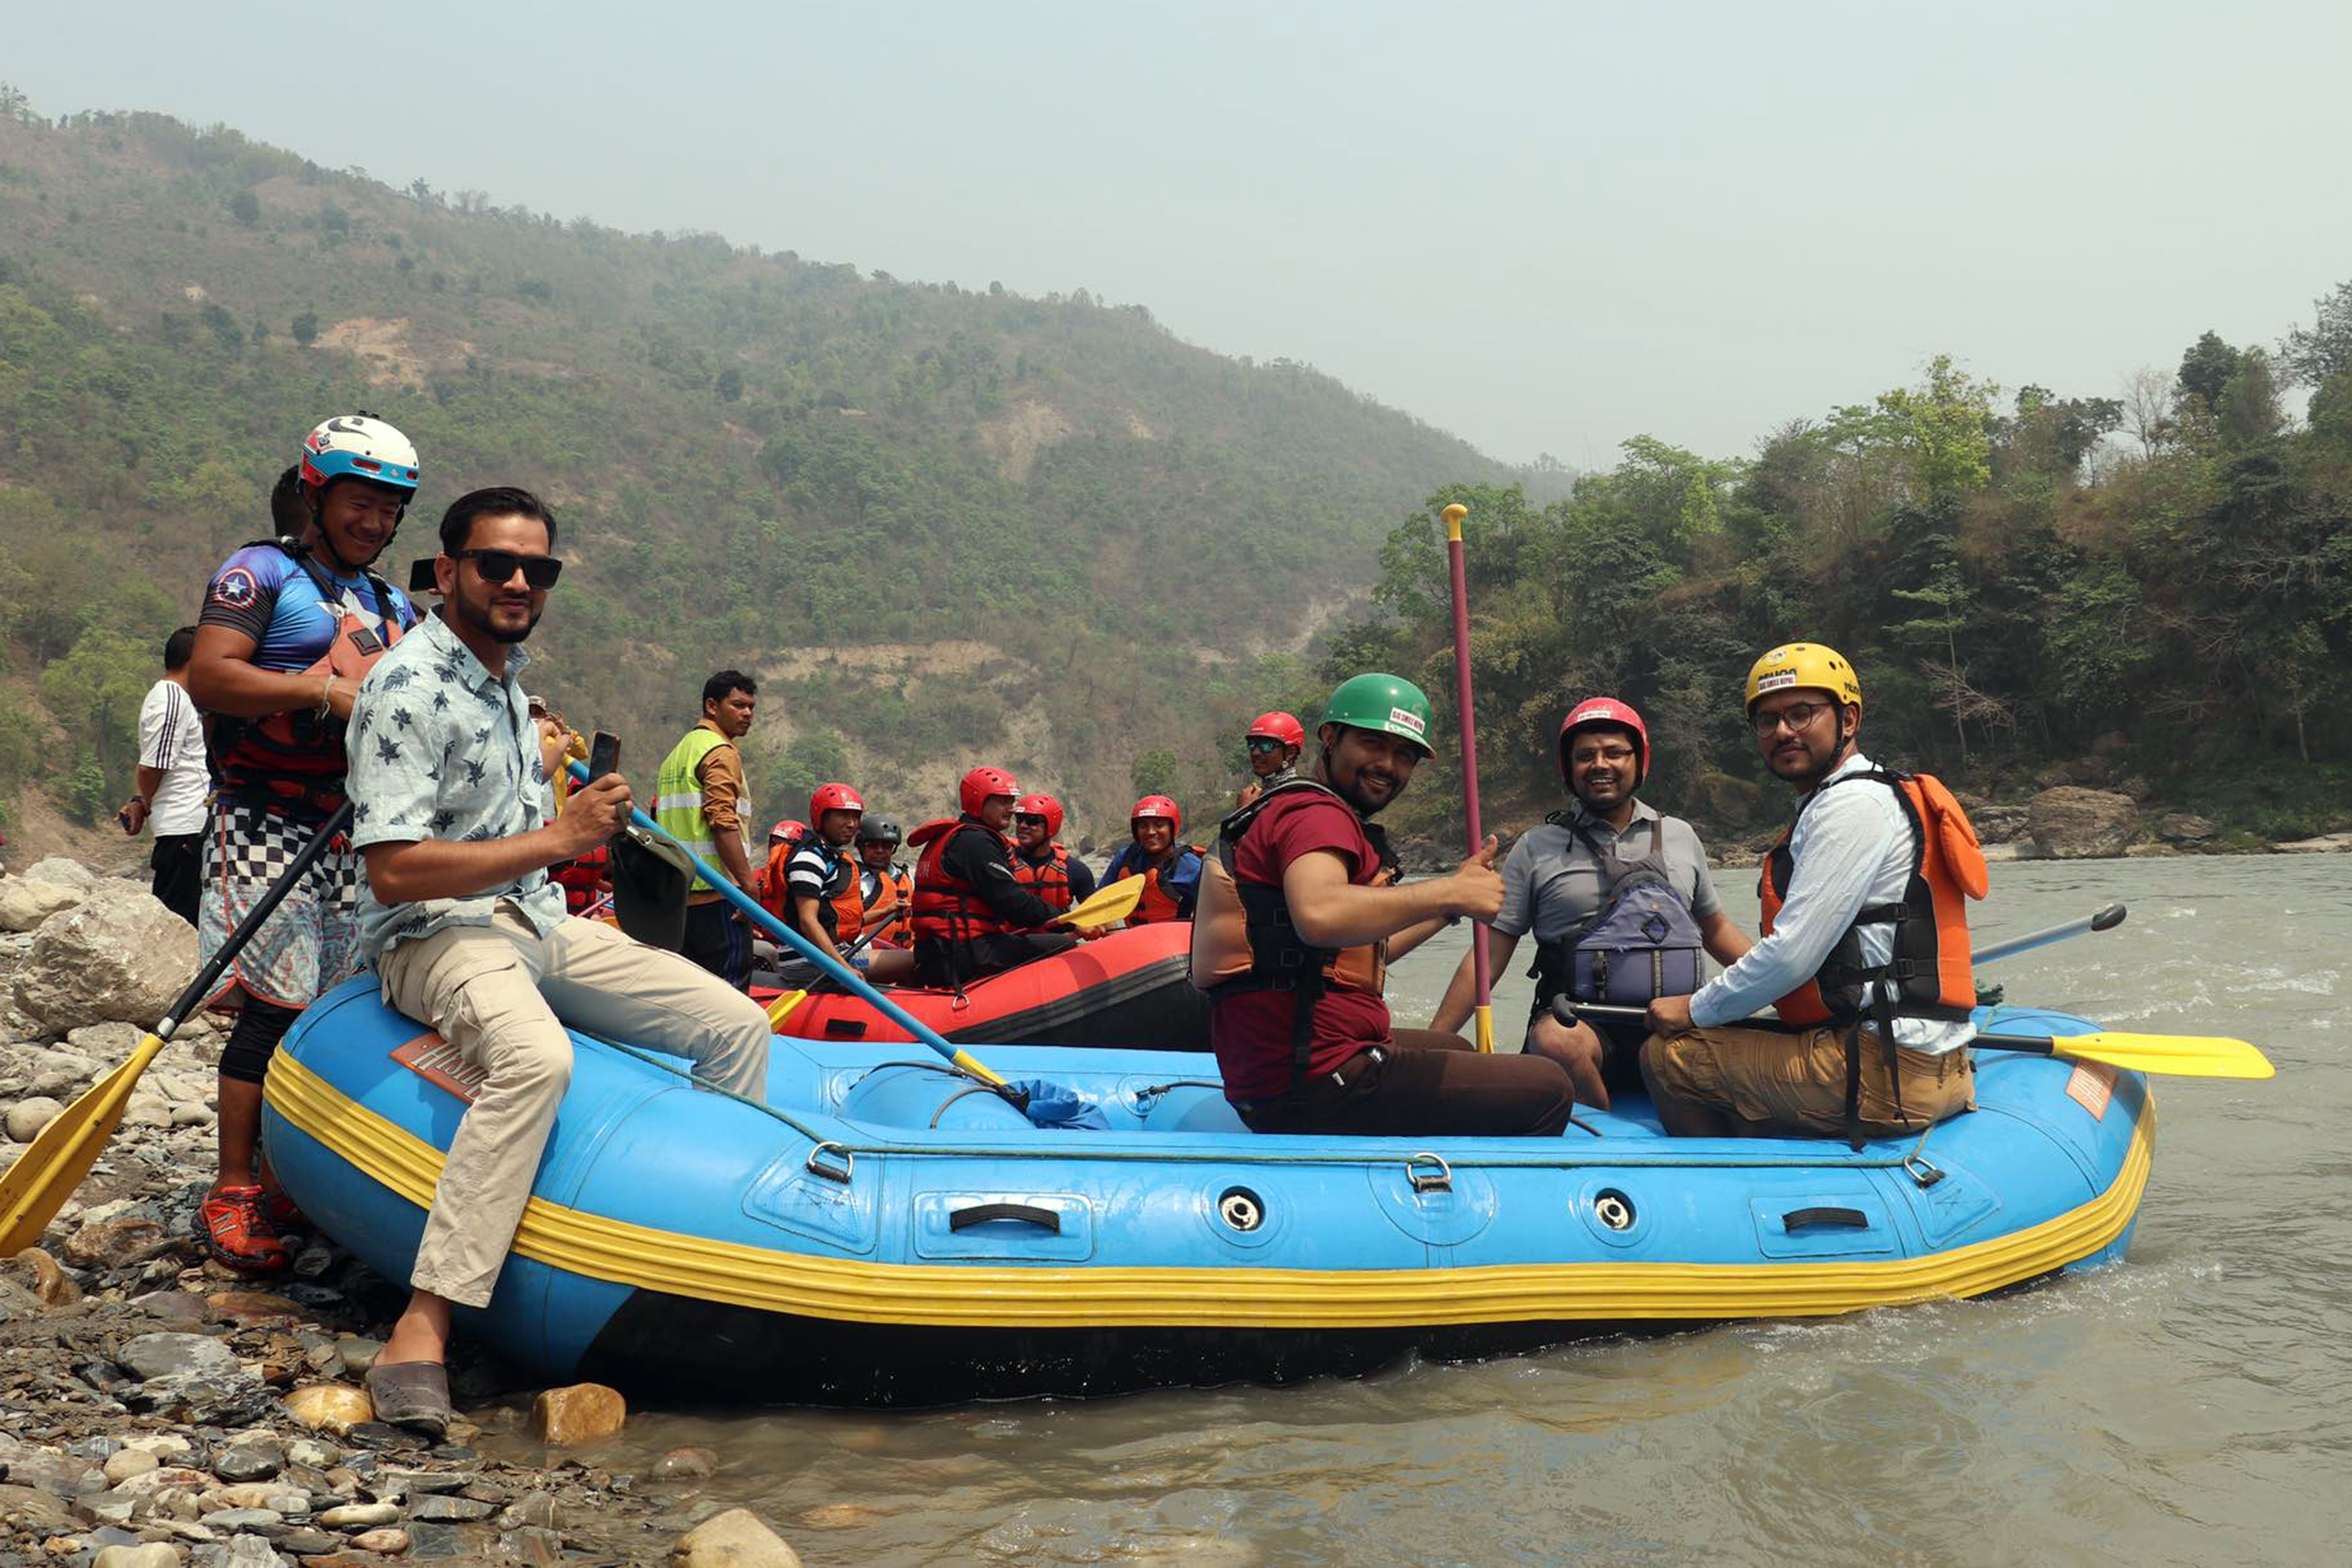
[1052,876,1147,932]
[2038,1030,2275,1081]
[764,988,810,1030]
[0,1031,166,1255]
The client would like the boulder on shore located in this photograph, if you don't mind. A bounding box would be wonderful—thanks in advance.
[673,1508,804,1567]
[0,877,85,932]
[11,883,197,1033]
[2027,787,2138,860]
[1968,804,2030,845]
[2156,812,2219,845]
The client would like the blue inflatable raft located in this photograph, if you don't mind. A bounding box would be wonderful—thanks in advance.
[262,975,2152,1405]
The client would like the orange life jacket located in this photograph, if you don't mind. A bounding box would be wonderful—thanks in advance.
[1011,844,1076,914]
[1757,764,1988,1145]
[755,826,817,923]
[909,817,1021,946]
[1113,845,1203,924]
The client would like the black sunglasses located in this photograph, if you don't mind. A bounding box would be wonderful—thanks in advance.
[452,547,564,589]
[1247,738,1288,753]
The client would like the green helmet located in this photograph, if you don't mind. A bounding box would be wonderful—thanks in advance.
[1320,672,1435,756]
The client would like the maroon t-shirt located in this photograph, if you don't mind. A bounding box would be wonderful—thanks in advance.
[1212,791,1394,1100]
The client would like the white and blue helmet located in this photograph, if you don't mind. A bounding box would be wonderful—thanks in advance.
[299,414,419,494]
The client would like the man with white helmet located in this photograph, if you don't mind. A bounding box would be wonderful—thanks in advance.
[185,413,423,1272]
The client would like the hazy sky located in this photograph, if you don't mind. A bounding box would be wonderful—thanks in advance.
[12,2,2350,465]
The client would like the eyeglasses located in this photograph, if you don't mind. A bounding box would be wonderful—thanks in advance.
[1246,738,1288,754]
[452,548,564,589]
[1751,700,1833,737]
[1569,744,1637,764]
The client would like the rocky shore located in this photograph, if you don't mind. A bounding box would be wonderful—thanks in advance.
[2,860,806,1567]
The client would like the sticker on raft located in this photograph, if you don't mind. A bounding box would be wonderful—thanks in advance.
[392,1032,486,1103]
[2064,1059,2117,1120]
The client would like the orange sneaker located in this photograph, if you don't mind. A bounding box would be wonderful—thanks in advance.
[200,1184,291,1274]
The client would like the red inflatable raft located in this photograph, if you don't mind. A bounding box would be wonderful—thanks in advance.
[755,921,1209,1051]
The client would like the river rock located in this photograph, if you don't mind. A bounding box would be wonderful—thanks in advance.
[2155,812,2218,844]
[653,1445,718,1480]
[66,1215,174,1268]
[212,1436,286,1483]
[411,1493,497,1522]
[530,1382,626,1446]
[103,1448,161,1486]
[5,1094,64,1141]
[1968,804,2029,844]
[119,1331,241,1380]
[208,1287,306,1323]
[2027,787,2137,860]
[3,1245,82,1306]
[93,1546,182,1568]
[20,855,99,890]
[285,1382,375,1433]
[318,1500,402,1528]
[0,877,82,932]
[351,1527,412,1554]
[12,884,197,1033]
[672,1507,803,1567]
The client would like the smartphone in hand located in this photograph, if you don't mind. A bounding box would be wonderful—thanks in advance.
[587,730,620,782]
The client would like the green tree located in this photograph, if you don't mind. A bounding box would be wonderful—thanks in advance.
[1130,747,1181,800]
[229,189,260,226]
[2177,330,2240,412]
[290,308,318,346]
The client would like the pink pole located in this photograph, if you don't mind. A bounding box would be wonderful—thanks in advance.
[1440,502,1494,1051]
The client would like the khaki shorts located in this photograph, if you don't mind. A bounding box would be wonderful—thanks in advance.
[1646,1024,1974,1137]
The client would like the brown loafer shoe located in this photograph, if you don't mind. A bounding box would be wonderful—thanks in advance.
[364,1360,453,1439]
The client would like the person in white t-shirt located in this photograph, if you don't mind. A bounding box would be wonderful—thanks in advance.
[119,626,211,924]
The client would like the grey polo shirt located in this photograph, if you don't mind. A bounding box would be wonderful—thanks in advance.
[1492,798,1722,944]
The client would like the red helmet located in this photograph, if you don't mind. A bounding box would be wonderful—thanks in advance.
[808,782,865,821]
[1246,711,1306,750]
[1558,697,1649,785]
[1014,792,1065,839]
[1131,795,1182,831]
[959,766,1021,817]
[768,817,809,844]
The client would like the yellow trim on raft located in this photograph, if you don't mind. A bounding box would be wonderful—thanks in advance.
[265,1051,2153,1330]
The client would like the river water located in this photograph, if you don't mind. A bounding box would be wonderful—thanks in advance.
[498,856,2350,1565]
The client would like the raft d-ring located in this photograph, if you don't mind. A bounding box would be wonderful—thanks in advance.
[1903,1152,1946,1189]
[1405,1152,1453,1194]
[805,1141,854,1185]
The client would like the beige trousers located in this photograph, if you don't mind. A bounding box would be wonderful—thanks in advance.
[376,905,770,1307]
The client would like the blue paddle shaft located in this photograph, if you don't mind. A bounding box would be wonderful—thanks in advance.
[568,760,973,1071]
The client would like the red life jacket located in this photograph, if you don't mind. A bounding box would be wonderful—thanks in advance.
[1011,844,1076,913]
[910,817,1021,945]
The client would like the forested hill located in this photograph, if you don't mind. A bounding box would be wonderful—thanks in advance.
[0,99,1516,857]
[1341,318,2352,855]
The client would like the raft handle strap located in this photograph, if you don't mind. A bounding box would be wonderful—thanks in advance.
[949,1201,1062,1234]
[1406,1152,1453,1194]
[1782,1206,1870,1230]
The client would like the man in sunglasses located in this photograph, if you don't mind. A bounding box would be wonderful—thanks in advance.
[1235,710,1305,808]
[1638,643,1981,1145]
[344,486,773,1437]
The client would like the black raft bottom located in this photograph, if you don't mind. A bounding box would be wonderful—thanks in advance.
[576,1286,1690,1407]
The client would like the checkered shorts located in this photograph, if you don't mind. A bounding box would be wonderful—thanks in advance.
[199,797,363,1009]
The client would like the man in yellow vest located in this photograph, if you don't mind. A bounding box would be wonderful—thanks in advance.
[654,669,759,988]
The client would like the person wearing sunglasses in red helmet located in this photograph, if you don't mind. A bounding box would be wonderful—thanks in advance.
[908,766,1079,986]
[1011,792,1096,916]
[1235,710,1307,808]
[1105,795,1204,923]
[1431,696,1751,1109]
[186,413,423,1273]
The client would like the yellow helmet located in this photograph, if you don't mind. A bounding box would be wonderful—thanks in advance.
[1745,642,1861,714]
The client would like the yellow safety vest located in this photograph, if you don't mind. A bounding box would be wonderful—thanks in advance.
[654,726,730,868]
